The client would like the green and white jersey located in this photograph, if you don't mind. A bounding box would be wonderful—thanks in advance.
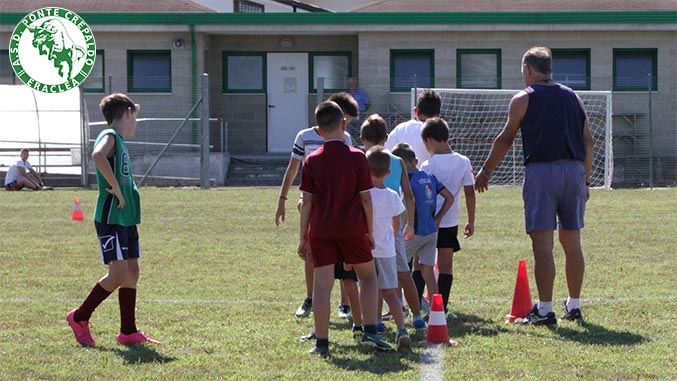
[93,129,140,226]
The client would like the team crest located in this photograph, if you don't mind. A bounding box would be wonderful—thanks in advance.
[9,7,96,93]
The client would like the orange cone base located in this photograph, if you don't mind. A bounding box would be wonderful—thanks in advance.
[72,211,84,221]
[426,324,451,344]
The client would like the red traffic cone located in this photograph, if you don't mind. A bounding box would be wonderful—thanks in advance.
[426,293,457,346]
[72,197,84,221]
[506,259,532,323]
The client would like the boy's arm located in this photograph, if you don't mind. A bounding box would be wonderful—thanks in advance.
[463,185,476,238]
[398,158,415,240]
[297,191,313,260]
[392,214,401,239]
[275,157,302,226]
[434,188,454,227]
[27,166,43,185]
[359,190,375,249]
[92,134,125,209]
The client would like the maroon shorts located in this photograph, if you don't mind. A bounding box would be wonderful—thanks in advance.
[5,181,24,191]
[309,234,373,268]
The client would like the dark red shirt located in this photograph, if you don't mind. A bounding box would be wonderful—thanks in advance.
[300,140,373,239]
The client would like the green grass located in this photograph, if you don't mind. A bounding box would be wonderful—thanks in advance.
[0,187,675,380]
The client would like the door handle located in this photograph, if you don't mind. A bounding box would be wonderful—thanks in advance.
[268,105,276,108]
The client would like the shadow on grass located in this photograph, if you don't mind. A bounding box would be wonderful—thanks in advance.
[326,341,416,375]
[555,320,648,346]
[95,345,176,365]
[448,312,510,339]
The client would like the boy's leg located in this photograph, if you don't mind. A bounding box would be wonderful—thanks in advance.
[437,247,454,313]
[119,258,140,335]
[352,261,378,325]
[343,279,362,326]
[312,265,335,340]
[382,289,405,330]
[420,264,438,299]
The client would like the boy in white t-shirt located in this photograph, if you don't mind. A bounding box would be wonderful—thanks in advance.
[365,146,411,351]
[420,118,476,318]
[4,148,45,191]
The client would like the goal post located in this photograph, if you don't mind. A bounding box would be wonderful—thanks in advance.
[410,88,613,189]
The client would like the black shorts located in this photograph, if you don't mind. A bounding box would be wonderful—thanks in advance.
[437,226,461,252]
[94,222,141,264]
[334,262,358,281]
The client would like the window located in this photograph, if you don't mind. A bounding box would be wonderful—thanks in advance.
[457,49,501,89]
[234,0,264,12]
[127,50,171,93]
[390,50,434,92]
[309,52,351,92]
[613,48,657,91]
[0,50,17,84]
[551,49,590,90]
[82,50,105,93]
[223,52,266,93]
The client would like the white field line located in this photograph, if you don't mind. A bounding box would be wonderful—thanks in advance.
[419,345,445,381]
[0,295,674,305]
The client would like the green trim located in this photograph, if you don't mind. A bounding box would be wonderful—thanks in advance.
[222,52,267,93]
[456,49,502,89]
[127,50,172,93]
[551,48,591,90]
[308,51,352,93]
[83,50,105,93]
[390,49,435,93]
[1,11,674,25]
[613,48,658,91]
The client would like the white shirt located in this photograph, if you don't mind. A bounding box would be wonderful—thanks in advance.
[369,187,406,258]
[421,152,474,228]
[384,119,430,169]
[291,126,353,161]
[4,160,31,185]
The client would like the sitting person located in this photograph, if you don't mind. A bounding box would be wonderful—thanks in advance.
[4,148,46,191]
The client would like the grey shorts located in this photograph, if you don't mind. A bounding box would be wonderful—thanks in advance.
[394,230,410,272]
[374,256,398,290]
[523,160,586,233]
[405,232,438,267]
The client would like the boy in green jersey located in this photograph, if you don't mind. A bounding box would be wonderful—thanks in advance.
[67,93,160,346]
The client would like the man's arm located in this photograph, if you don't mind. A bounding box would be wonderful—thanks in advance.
[475,91,528,192]
[359,190,375,249]
[576,94,594,200]
[275,157,302,226]
[398,157,415,240]
[92,134,125,209]
[463,185,476,238]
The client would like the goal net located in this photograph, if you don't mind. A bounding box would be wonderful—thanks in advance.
[411,88,613,189]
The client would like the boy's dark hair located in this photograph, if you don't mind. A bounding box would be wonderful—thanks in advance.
[360,114,388,144]
[416,90,441,118]
[523,46,552,75]
[421,117,450,142]
[366,146,391,178]
[391,142,416,165]
[327,92,359,118]
[315,101,344,133]
[100,93,139,125]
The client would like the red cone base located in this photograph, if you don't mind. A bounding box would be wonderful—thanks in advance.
[506,259,532,323]
[72,197,84,221]
[426,294,455,345]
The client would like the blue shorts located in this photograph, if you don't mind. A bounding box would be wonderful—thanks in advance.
[94,222,141,264]
[523,160,586,233]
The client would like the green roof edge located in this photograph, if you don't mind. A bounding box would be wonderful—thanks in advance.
[0,11,676,25]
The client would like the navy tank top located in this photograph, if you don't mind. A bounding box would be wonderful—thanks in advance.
[520,84,587,165]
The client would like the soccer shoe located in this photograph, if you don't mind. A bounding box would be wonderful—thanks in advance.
[308,345,329,357]
[522,305,557,326]
[445,310,458,319]
[295,297,312,318]
[337,304,351,319]
[382,306,409,321]
[117,331,162,345]
[560,301,583,322]
[299,330,316,342]
[360,332,393,351]
[66,309,95,346]
[395,329,411,351]
[412,317,427,331]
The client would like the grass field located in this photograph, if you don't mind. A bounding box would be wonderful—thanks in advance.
[0,187,675,380]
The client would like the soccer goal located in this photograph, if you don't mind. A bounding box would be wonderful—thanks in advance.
[411,88,613,189]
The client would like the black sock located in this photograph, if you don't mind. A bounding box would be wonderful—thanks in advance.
[316,338,329,348]
[352,324,363,332]
[412,270,425,302]
[437,273,454,312]
[363,324,377,334]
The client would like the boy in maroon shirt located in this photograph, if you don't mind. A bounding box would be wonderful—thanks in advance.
[298,101,393,356]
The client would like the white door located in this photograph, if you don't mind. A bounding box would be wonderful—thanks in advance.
[267,53,308,152]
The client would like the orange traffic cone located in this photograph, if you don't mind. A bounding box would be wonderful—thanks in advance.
[426,293,457,346]
[506,259,532,323]
[72,197,84,221]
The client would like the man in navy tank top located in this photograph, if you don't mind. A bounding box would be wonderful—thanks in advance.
[474,47,594,326]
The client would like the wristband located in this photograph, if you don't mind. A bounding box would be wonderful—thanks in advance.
[481,166,492,178]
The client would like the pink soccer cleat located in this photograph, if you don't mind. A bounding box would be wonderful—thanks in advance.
[66,309,96,346]
[117,331,162,345]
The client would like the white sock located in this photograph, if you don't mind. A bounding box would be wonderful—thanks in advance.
[538,301,554,316]
[567,297,581,310]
